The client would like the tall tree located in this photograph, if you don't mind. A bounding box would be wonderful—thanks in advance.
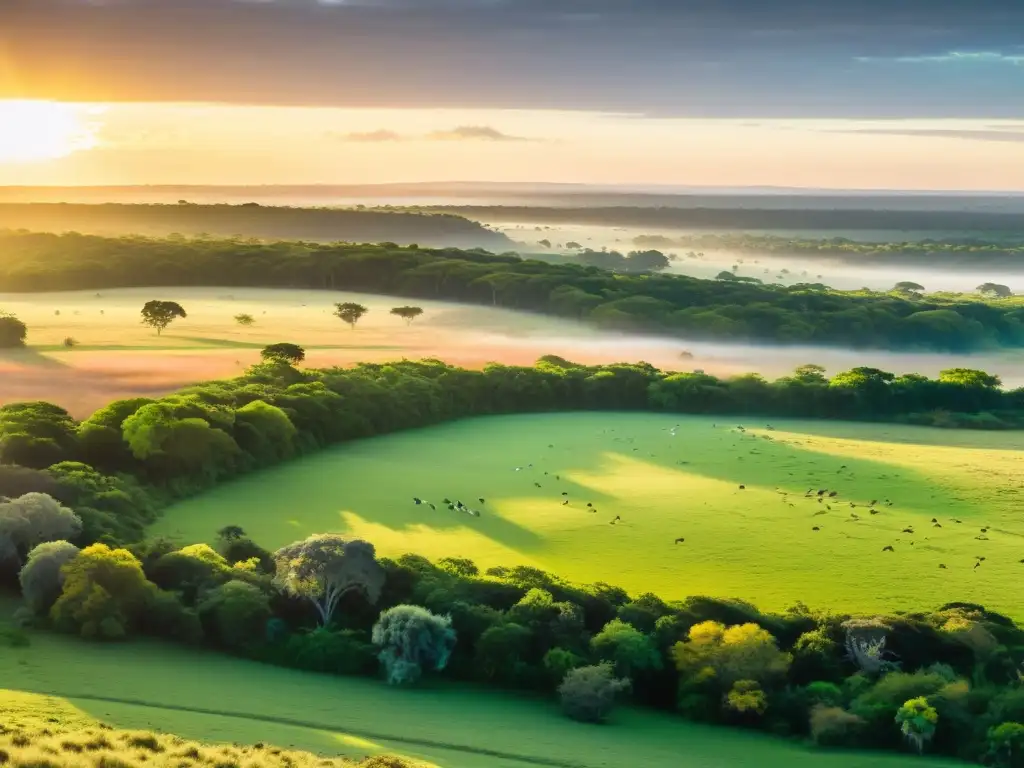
[260,343,305,365]
[334,302,368,329]
[390,306,424,325]
[273,534,384,626]
[140,300,187,335]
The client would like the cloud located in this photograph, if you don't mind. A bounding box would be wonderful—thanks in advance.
[856,50,1024,65]
[335,125,535,142]
[828,128,1024,143]
[6,0,1024,117]
[426,126,530,142]
[342,129,404,142]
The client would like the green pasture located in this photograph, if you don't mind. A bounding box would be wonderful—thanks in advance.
[0,631,962,768]
[156,412,1024,618]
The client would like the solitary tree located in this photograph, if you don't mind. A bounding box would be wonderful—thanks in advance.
[234,313,255,326]
[334,302,368,329]
[372,604,457,685]
[273,534,384,626]
[0,312,27,348]
[893,281,925,294]
[977,282,1013,298]
[141,300,187,335]
[390,306,424,325]
[260,343,306,365]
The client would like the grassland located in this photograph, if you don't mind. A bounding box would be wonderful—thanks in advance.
[0,629,962,768]
[156,412,1024,618]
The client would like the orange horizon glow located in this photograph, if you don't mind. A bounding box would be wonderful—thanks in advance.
[1,100,1023,191]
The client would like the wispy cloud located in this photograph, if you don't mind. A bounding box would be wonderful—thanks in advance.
[335,125,535,142]
[827,128,1024,144]
[856,51,1024,66]
[426,125,530,142]
[342,129,404,142]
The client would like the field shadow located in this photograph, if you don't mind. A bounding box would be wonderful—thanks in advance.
[0,347,69,369]
[765,419,1024,452]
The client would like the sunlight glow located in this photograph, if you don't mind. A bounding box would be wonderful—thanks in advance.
[0,100,102,163]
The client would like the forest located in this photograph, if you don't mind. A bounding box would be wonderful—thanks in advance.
[633,233,1024,270]
[0,203,512,249]
[1,355,1023,764]
[3,230,1024,352]
[415,205,1024,234]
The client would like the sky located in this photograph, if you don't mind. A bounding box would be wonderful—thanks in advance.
[1,0,1023,189]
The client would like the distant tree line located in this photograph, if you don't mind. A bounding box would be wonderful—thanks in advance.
[633,232,1024,272]
[419,204,1024,234]
[0,356,1020,546]
[3,231,1024,351]
[0,203,512,250]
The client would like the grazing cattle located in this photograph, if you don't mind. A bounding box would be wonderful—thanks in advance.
[413,498,423,505]
[586,503,593,507]
[674,537,685,544]
[902,527,914,533]
[882,545,894,552]
[931,518,938,523]
[534,482,542,488]
[738,485,746,490]
[975,562,981,569]
[561,492,568,496]
[428,503,436,510]
[812,526,820,531]
[561,500,569,506]
[479,498,485,504]
[828,491,837,498]
[939,564,947,569]
[870,500,878,506]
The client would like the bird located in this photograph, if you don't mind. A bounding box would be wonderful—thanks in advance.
[561,491,568,496]
[869,509,880,515]
[939,564,947,569]
[443,497,452,504]
[902,527,914,534]
[812,526,820,531]
[586,503,593,508]
[674,537,685,544]
[738,485,745,490]
[413,497,423,505]
[611,515,621,524]
[977,556,986,562]
[882,545,894,552]
[428,503,436,510]
[534,482,542,488]
[975,561,981,570]
[561,500,568,506]
[478,498,485,504]
[931,518,937,523]
[828,491,837,498]
[870,499,878,506]
[981,527,989,533]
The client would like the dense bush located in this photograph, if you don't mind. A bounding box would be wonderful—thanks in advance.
[371,604,457,684]
[558,663,631,723]
[18,540,79,615]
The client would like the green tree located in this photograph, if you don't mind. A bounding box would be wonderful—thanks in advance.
[19,540,80,615]
[390,306,424,325]
[894,281,925,294]
[0,312,27,348]
[234,313,255,326]
[140,300,187,335]
[987,722,1024,768]
[895,696,938,753]
[273,534,384,626]
[197,579,271,649]
[372,604,457,685]
[260,343,305,365]
[590,618,662,678]
[672,620,791,687]
[0,493,82,566]
[50,543,153,639]
[977,282,1013,298]
[334,302,368,329]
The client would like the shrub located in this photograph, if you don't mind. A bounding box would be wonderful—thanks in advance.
[197,580,271,649]
[283,627,376,676]
[672,620,791,687]
[987,722,1024,767]
[371,604,456,685]
[62,337,77,349]
[0,312,27,348]
[805,681,844,708]
[725,679,768,717]
[558,663,631,723]
[0,493,83,566]
[895,696,939,753]
[19,540,80,614]
[543,647,583,684]
[809,704,866,747]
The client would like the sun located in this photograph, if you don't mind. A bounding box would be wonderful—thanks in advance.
[0,100,102,163]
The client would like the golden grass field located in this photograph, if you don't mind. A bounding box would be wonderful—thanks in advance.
[2,287,1022,417]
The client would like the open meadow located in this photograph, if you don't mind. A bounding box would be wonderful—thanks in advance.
[156,412,1024,619]
[3,287,1024,417]
[0,630,963,768]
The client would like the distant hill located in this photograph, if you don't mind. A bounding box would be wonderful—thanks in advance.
[0,202,513,250]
